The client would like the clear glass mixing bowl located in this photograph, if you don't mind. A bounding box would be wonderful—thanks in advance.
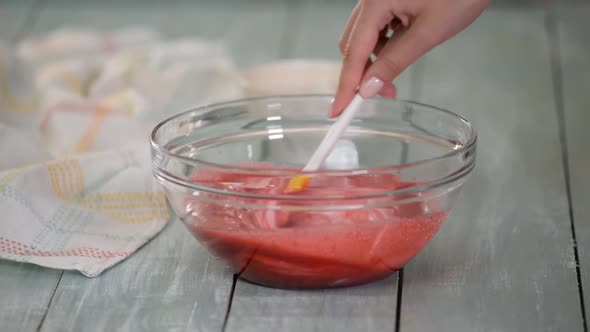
[150,95,476,289]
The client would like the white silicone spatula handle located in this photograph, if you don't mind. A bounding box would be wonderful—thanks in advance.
[301,93,365,172]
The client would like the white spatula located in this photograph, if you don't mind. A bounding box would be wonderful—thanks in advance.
[286,93,365,192]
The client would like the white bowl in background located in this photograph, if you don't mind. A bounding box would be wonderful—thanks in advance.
[240,59,341,97]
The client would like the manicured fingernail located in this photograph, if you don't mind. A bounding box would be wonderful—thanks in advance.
[328,98,337,118]
[359,76,384,99]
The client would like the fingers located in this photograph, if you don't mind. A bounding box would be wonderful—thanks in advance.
[372,27,389,57]
[338,4,361,55]
[333,0,491,116]
[379,80,397,98]
[366,54,397,98]
[359,21,432,99]
[331,7,381,117]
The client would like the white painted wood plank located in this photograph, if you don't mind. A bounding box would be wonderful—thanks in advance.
[556,2,590,325]
[226,276,399,332]
[29,0,287,68]
[0,0,35,41]
[31,1,289,331]
[289,0,412,98]
[0,2,65,331]
[399,8,583,331]
[226,2,412,331]
[289,0,355,60]
[0,262,62,331]
[39,220,234,332]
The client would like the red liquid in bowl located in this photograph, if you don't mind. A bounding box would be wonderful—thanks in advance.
[183,164,447,289]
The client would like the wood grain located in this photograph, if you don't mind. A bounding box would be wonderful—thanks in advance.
[0,1,65,331]
[0,262,62,331]
[28,1,289,331]
[288,0,354,59]
[0,0,36,41]
[288,0,413,98]
[29,0,287,68]
[1,1,587,331]
[555,2,590,325]
[225,1,413,331]
[399,8,584,331]
[226,277,399,332]
[39,220,233,332]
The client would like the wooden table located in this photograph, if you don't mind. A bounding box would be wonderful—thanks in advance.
[0,0,589,330]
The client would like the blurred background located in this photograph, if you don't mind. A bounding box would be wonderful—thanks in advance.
[0,0,588,95]
[0,0,588,160]
[0,0,588,152]
[0,0,588,169]
[1,0,587,101]
[2,0,586,66]
[1,2,590,331]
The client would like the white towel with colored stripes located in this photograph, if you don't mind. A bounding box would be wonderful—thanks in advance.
[0,27,243,276]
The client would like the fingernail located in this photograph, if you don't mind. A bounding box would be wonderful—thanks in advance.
[328,98,337,118]
[359,76,384,99]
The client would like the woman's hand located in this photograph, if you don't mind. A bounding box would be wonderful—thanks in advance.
[331,0,491,117]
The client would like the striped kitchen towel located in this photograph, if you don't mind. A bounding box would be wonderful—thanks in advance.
[0,145,169,277]
[0,27,245,276]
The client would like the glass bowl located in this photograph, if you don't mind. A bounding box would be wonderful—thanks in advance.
[150,95,476,289]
